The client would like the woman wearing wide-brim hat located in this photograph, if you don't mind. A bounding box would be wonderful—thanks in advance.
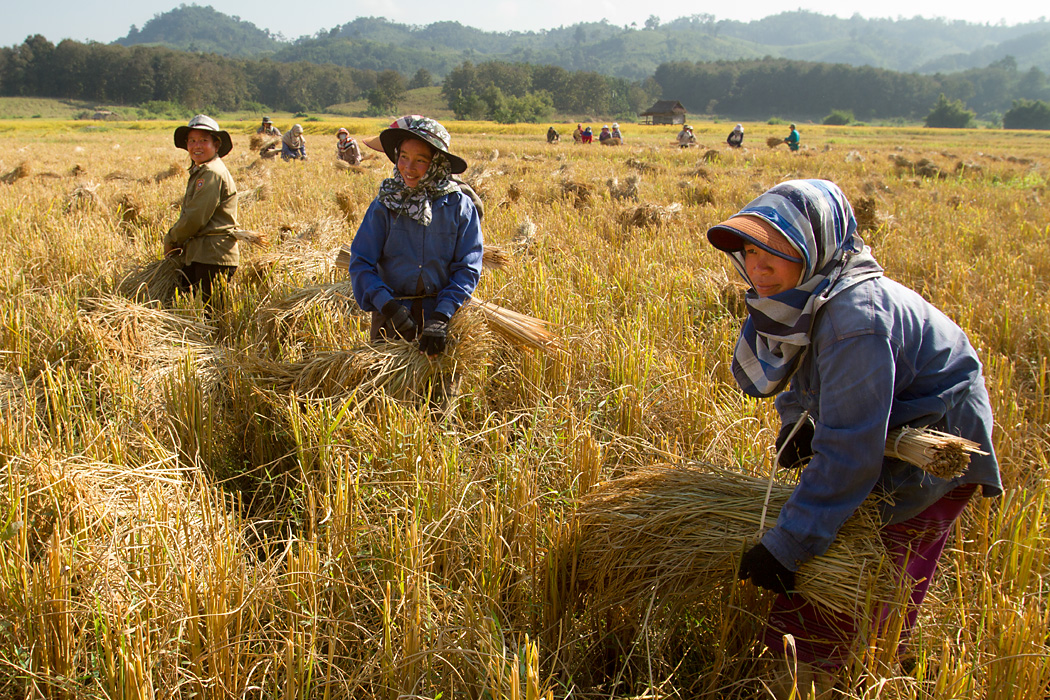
[163,114,239,307]
[347,115,483,361]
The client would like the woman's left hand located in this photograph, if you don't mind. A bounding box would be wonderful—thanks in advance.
[419,314,449,356]
[739,543,795,596]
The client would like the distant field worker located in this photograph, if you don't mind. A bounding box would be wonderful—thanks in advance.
[163,114,239,305]
[727,123,744,148]
[336,128,362,165]
[572,124,583,143]
[547,126,560,143]
[611,122,624,142]
[282,124,307,160]
[676,124,696,147]
[707,179,1001,698]
[581,126,593,144]
[784,123,800,151]
[349,115,483,357]
[257,116,281,138]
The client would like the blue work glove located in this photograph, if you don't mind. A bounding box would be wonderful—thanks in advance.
[775,416,815,470]
[418,313,450,357]
[739,543,795,597]
[381,300,417,340]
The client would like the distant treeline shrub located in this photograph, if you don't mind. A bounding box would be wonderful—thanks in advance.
[925,93,975,128]
[1003,98,1050,130]
[0,35,380,112]
[441,60,659,121]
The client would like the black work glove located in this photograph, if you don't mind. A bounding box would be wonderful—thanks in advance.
[418,313,450,357]
[381,300,417,340]
[739,543,795,597]
[775,416,815,470]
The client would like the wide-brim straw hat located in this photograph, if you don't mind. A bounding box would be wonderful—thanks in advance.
[377,115,467,174]
[174,114,233,157]
[707,214,802,261]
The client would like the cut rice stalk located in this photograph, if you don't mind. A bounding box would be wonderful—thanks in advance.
[482,244,512,270]
[466,298,559,354]
[885,427,987,480]
[118,256,183,305]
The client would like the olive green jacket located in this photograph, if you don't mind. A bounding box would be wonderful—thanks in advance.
[163,156,239,266]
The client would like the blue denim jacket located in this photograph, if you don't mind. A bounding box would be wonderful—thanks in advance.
[349,191,483,321]
[762,276,1002,571]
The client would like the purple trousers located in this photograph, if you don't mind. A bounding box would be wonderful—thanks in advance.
[764,484,978,669]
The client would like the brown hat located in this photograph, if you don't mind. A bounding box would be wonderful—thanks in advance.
[707,214,802,261]
[174,114,233,158]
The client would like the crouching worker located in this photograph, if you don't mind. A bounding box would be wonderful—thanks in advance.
[282,124,307,160]
[163,114,239,307]
[706,179,1001,698]
[336,128,362,165]
[348,115,483,363]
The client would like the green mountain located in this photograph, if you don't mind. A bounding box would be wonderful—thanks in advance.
[115,5,280,56]
[114,7,1050,79]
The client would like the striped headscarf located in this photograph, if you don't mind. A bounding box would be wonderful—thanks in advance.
[709,179,883,397]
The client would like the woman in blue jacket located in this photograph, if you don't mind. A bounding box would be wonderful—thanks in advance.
[707,179,1001,696]
[349,116,483,357]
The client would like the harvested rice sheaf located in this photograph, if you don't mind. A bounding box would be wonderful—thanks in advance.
[1,161,32,184]
[154,162,185,183]
[482,244,512,271]
[550,462,893,620]
[118,256,183,305]
[620,202,682,229]
[248,304,492,401]
[766,136,784,148]
[608,174,640,201]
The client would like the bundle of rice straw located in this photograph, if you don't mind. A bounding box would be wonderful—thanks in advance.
[66,183,104,211]
[482,244,512,271]
[247,304,491,401]
[116,192,144,228]
[1,161,31,185]
[118,256,183,304]
[512,218,537,253]
[702,148,721,163]
[608,174,640,201]
[335,190,358,225]
[767,136,785,148]
[466,298,558,354]
[254,279,361,342]
[78,295,214,365]
[153,162,185,183]
[550,462,891,621]
[620,202,682,229]
[232,229,268,246]
[249,133,266,150]
[334,243,352,271]
[559,181,592,207]
[885,427,986,480]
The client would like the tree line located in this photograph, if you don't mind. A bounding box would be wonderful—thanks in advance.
[0,36,378,113]
[2,34,1050,128]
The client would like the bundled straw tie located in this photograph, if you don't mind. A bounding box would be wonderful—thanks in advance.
[551,461,892,618]
[232,229,268,246]
[465,298,559,354]
[885,426,987,480]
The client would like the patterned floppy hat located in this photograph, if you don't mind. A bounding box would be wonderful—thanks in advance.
[378,115,468,174]
[174,114,233,157]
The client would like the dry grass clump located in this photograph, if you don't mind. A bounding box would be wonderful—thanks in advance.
[680,180,716,206]
[76,295,214,367]
[550,462,891,620]
[104,170,137,182]
[767,136,784,148]
[625,157,657,173]
[608,174,640,201]
[115,191,144,229]
[335,188,357,225]
[249,304,491,401]
[914,158,944,179]
[239,181,271,206]
[1,161,31,184]
[853,196,881,232]
[118,256,183,304]
[277,217,342,245]
[153,161,185,183]
[619,202,682,229]
[558,181,592,207]
[702,148,721,162]
[512,217,537,253]
[244,245,335,284]
[66,183,105,211]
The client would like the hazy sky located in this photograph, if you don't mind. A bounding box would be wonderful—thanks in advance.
[4,0,1047,47]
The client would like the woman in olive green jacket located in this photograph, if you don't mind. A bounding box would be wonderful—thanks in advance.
[163,114,240,305]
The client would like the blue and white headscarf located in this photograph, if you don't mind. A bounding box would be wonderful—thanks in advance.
[714,179,883,397]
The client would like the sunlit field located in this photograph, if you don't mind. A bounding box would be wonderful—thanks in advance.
[1,118,1048,699]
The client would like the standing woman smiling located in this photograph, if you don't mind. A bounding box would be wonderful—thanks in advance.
[348,116,483,357]
[163,114,239,307]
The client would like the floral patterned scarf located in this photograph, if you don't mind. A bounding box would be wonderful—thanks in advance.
[376,152,461,226]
